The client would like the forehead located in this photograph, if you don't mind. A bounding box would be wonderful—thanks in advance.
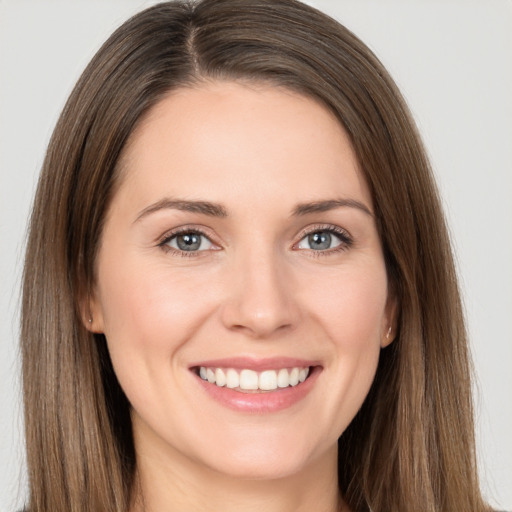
[116,81,372,212]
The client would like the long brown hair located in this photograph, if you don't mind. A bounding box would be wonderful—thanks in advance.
[21,1,489,511]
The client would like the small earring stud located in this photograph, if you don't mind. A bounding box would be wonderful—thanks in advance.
[386,326,392,339]
[88,318,93,324]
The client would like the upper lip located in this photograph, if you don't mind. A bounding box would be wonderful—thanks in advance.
[189,356,321,372]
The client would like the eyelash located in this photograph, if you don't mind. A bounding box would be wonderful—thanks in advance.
[157,226,217,257]
[294,224,353,256]
[157,224,353,257]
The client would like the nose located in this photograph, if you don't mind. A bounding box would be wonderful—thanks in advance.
[220,248,300,339]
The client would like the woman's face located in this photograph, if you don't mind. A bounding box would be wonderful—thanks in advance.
[89,81,394,480]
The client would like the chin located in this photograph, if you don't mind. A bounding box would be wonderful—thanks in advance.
[206,453,312,481]
[191,431,333,482]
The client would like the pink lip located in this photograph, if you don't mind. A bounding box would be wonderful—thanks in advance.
[190,358,322,414]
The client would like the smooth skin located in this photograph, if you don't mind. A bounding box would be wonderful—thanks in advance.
[87,81,396,512]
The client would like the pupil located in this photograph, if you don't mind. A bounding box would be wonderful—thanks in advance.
[177,233,201,251]
[309,231,331,250]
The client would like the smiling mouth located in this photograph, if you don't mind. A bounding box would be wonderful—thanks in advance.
[194,366,313,393]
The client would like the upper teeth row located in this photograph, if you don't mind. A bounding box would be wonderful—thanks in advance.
[199,367,310,391]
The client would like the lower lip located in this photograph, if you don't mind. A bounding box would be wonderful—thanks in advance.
[193,367,320,413]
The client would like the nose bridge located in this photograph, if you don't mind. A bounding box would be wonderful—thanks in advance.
[221,242,298,337]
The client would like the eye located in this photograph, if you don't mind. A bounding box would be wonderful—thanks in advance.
[296,228,350,251]
[163,230,214,252]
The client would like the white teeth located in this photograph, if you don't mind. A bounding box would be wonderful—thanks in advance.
[259,370,277,391]
[277,368,290,388]
[289,367,299,386]
[299,368,308,383]
[215,368,226,387]
[226,368,239,389]
[198,366,311,391]
[239,369,259,390]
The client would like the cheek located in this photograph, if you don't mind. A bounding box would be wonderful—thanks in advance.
[300,261,388,423]
[307,261,388,348]
[94,260,221,423]
[98,258,213,340]
[94,256,215,388]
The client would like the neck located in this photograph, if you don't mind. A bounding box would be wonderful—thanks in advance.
[130,429,344,512]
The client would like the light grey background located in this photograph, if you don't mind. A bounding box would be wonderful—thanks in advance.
[1,1,511,510]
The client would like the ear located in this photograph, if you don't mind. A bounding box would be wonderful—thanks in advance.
[381,290,398,348]
[79,286,105,334]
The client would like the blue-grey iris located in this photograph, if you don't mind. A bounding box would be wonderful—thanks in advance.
[176,233,201,251]
[308,231,331,250]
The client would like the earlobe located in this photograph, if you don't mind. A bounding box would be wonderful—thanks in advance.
[80,291,105,334]
[381,292,398,348]
[382,324,394,347]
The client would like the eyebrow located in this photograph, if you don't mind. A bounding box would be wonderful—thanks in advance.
[134,196,373,222]
[135,198,228,222]
[292,199,373,217]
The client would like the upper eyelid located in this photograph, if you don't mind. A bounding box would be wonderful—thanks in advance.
[294,223,352,241]
[157,225,218,246]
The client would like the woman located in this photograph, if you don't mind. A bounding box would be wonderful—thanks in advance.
[20,0,494,511]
